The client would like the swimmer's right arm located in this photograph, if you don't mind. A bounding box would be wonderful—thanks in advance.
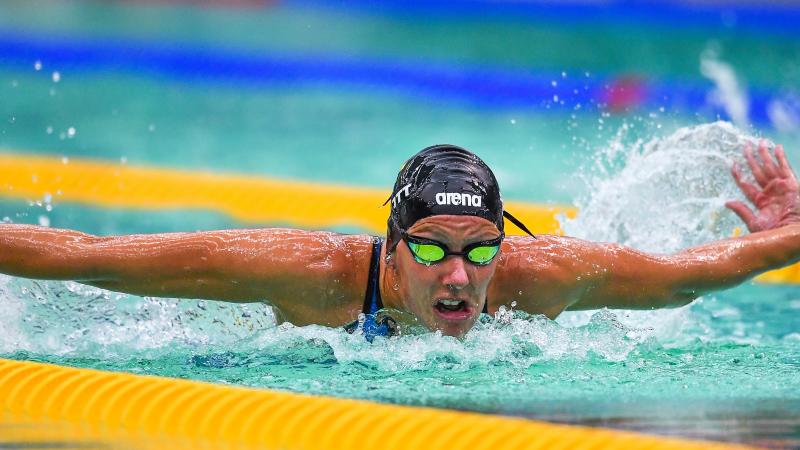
[0,225,372,326]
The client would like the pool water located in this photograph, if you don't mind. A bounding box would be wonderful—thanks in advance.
[1,1,800,447]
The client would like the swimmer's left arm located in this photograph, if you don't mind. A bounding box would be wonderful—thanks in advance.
[563,224,800,311]
[494,141,800,314]
[568,141,800,311]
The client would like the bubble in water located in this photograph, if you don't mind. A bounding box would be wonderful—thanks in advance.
[67,127,76,138]
[510,119,516,125]
[61,156,69,164]
[46,126,53,135]
[38,215,50,227]
[34,60,42,71]
[51,71,61,83]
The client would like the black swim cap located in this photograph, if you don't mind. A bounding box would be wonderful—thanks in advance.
[385,144,534,250]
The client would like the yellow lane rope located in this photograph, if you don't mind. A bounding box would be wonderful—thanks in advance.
[0,358,750,450]
[0,151,798,283]
[0,152,570,235]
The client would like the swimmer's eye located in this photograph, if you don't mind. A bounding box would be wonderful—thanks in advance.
[403,233,503,266]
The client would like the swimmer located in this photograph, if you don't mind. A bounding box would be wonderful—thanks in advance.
[1,143,799,338]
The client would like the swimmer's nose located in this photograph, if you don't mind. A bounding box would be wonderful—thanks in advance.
[441,256,469,289]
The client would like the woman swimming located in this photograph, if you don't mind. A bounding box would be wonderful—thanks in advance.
[1,143,798,338]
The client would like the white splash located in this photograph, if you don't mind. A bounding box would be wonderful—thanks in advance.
[563,121,762,253]
[557,121,772,347]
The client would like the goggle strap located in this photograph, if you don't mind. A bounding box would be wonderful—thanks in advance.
[503,211,536,238]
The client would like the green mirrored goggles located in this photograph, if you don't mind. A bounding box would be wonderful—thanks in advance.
[402,232,503,266]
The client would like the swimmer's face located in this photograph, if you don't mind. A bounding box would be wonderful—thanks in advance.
[392,215,501,338]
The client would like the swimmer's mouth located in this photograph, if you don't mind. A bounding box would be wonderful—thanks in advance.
[433,299,473,320]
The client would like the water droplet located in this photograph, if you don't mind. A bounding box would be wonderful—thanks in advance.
[561,71,567,78]
[8,116,15,124]
[120,156,128,164]
[510,119,516,125]
[51,71,61,83]
[551,80,558,87]
[38,215,50,227]
[148,123,156,132]
[553,95,559,102]
[61,156,69,164]
[46,126,53,135]
[67,127,76,138]
[34,60,42,71]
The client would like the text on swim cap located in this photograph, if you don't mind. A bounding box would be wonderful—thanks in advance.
[391,184,412,207]
[435,192,482,207]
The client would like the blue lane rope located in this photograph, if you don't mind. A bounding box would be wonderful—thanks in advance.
[0,29,785,125]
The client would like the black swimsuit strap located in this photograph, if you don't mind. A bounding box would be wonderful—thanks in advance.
[362,237,384,315]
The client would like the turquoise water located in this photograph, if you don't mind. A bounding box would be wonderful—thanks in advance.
[1,1,800,447]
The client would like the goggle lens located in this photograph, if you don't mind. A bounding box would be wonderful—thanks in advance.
[467,245,500,264]
[408,242,446,264]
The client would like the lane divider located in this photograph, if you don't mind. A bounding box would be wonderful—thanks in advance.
[0,150,797,284]
[0,151,572,234]
[0,358,750,450]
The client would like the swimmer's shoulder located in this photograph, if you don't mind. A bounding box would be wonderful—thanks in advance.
[240,229,376,327]
[489,234,594,317]
[304,233,376,326]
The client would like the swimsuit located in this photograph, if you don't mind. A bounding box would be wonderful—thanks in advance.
[345,237,396,341]
[346,237,490,341]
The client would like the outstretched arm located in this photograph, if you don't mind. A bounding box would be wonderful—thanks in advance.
[0,226,372,326]
[493,142,800,315]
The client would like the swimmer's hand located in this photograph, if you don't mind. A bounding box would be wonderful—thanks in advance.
[726,142,800,232]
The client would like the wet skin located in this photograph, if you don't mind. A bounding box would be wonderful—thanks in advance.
[380,215,502,338]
